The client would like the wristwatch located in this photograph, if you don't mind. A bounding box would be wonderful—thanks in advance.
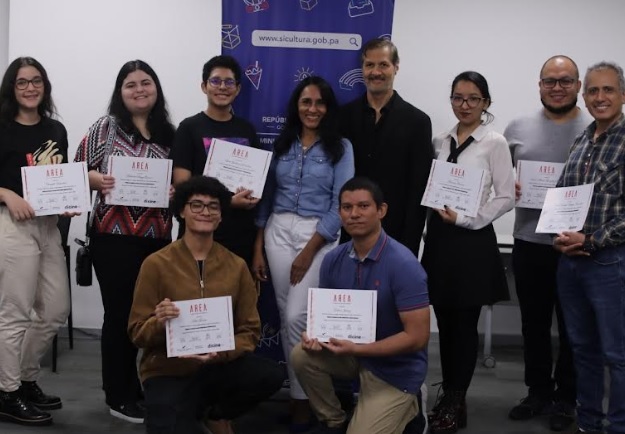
[582,234,597,254]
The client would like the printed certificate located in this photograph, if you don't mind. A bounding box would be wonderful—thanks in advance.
[535,184,594,233]
[306,288,377,344]
[421,160,486,217]
[166,296,235,358]
[21,162,91,216]
[203,138,272,198]
[516,160,565,209]
[106,156,172,208]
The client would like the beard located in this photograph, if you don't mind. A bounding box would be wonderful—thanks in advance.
[541,96,578,115]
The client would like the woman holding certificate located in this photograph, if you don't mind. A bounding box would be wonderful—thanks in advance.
[74,60,175,424]
[422,71,515,433]
[0,57,71,427]
[253,76,354,429]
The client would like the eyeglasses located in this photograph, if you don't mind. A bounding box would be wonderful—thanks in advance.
[450,96,485,108]
[15,77,44,90]
[540,77,576,89]
[207,77,237,89]
[186,201,221,215]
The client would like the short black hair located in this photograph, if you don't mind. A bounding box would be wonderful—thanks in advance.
[540,55,580,79]
[339,177,384,208]
[171,176,231,218]
[202,55,242,83]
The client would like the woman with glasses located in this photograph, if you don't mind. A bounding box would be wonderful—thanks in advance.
[74,60,175,424]
[253,76,354,431]
[421,71,514,433]
[0,57,71,427]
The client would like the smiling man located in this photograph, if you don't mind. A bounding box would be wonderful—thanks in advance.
[291,177,430,434]
[504,55,590,431]
[128,176,283,434]
[554,61,625,434]
[339,38,433,258]
[170,55,260,264]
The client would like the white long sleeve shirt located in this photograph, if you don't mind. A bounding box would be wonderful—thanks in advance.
[432,124,515,230]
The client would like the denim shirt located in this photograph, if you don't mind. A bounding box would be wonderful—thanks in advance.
[256,137,354,241]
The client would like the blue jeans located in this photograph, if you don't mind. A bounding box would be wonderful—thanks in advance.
[557,245,625,434]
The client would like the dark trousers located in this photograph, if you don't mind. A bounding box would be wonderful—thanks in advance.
[143,353,284,434]
[512,239,576,404]
[91,234,170,407]
[433,305,482,392]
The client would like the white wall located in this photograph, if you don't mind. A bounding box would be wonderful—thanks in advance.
[8,0,221,328]
[0,0,8,72]
[7,0,625,332]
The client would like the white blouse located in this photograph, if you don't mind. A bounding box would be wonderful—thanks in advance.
[432,123,515,230]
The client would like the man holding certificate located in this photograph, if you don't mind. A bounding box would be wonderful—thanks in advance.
[170,55,260,265]
[128,176,283,434]
[553,62,625,434]
[291,177,430,434]
[504,55,589,429]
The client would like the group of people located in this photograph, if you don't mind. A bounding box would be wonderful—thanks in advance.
[0,35,623,434]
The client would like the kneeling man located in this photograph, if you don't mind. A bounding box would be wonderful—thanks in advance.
[128,176,283,434]
[291,177,430,434]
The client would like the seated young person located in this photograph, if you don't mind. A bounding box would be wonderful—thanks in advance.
[290,177,430,434]
[128,176,284,434]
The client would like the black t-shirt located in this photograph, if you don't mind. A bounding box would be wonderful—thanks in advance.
[169,112,260,264]
[0,117,69,198]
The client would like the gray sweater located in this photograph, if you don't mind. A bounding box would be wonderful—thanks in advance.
[505,109,591,244]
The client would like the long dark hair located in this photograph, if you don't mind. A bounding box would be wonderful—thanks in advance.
[0,57,56,126]
[108,60,175,146]
[273,76,344,164]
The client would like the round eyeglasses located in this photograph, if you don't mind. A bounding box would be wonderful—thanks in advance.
[15,77,44,90]
[450,96,485,108]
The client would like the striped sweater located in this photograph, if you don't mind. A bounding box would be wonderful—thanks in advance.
[74,115,172,239]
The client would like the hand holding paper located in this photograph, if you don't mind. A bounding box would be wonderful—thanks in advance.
[306,288,377,344]
[203,138,272,198]
[165,297,235,358]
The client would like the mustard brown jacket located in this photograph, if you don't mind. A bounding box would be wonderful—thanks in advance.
[128,239,260,382]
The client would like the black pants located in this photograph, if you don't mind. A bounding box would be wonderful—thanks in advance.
[433,305,482,392]
[143,353,284,434]
[91,234,170,407]
[512,239,576,404]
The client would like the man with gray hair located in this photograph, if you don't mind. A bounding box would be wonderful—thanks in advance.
[554,61,625,434]
[505,55,590,431]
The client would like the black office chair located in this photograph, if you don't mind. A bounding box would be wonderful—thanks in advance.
[52,216,74,372]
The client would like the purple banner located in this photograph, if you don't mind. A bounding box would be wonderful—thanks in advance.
[222,0,395,149]
[222,0,395,363]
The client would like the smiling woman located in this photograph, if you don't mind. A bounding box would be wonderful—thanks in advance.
[120,70,158,118]
[0,56,71,428]
[422,71,515,433]
[73,59,176,424]
[252,75,354,428]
